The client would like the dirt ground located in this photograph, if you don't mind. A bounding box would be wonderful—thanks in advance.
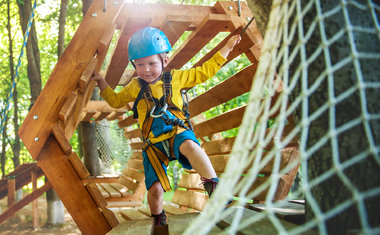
[0,197,81,235]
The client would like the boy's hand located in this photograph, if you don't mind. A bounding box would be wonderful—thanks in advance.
[91,71,109,91]
[220,34,241,58]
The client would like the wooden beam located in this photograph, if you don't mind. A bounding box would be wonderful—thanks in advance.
[18,0,123,159]
[51,123,72,155]
[118,115,137,128]
[59,91,78,126]
[166,14,235,70]
[193,105,246,138]
[37,135,111,234]
[79,57,98,92]
[202,137,236,156]
[189,64,256,116]
[114,3,217,30]
[0,182,52,224]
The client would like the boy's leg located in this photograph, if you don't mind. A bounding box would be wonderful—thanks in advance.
[179,139,219,197]
[148,181,164,215]
[179,139,217,179]
[148,181,167,226]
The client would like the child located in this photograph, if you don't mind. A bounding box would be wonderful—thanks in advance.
[92,27,241,226]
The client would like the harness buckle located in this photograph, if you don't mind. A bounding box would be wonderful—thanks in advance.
[150,103,168,118]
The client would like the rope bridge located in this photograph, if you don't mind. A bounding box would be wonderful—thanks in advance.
[186,0,380,234]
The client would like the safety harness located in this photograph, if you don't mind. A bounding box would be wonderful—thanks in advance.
[132,71,193,191]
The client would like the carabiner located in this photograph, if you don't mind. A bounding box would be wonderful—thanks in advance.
[150,103,168,118]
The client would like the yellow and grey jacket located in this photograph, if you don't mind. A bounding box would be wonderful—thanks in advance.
[100,51,227,143]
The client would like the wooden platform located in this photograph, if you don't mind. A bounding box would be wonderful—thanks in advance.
[107,206,316,235]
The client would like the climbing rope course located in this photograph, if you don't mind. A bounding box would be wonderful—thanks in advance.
[0,0,37,135]
[186,0,380,234]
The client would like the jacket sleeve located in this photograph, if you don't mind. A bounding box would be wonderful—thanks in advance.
[100,80,138,108]
[172,51,227,88]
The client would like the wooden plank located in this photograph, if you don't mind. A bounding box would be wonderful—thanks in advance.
[129,151,143,160]
[31,169,39,229]
[217,207,300,234]
[130,142,143,151]
[59,91,78,125]
[160,15,192,47]
[115,3,217,30]
[202,137,235,156]
[105,17,152,89]
[18,0,123,160]
[177,173,203,190]
[106,200,143,208]
[169,213,224,235]
[171,190,208,211]
[248,201,305,225]
[124,128,142,139]
[107,216,153,235]
[100,183,122,197]
[68,152,90,179]
[209,155,229,174]
[109,183,129,197]
[193,106,246,138]
[7,178,15,207]
[82,176,119,184]
[51,123,72,155]
[122,168,145,182]
[189,64,256,117]
[96,23,117,71]
[101,208,120,228]
[166,14,235,70]
[78,57,98,92]
[95,111,113,121]
[0,182,52,224]
[127,159,144,171]
[119,175,140,193]
[81,110,97,122]
[118,115,138,128]
[36,135,112,234]
[163,204,187,215]
[86,182,109,207]
[119,208,149,221]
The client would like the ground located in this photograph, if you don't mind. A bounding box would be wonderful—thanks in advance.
[0,197,81,235]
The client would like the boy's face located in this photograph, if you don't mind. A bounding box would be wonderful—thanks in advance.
[134,54,169,83]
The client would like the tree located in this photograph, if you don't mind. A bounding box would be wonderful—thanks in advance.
[245,0,380,232]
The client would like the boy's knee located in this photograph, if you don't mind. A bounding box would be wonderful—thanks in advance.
[180,139,198,154]
[149,181,163,196]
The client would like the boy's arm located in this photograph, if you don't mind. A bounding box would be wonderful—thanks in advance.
[219,34,241,58]
[92,71,109,91]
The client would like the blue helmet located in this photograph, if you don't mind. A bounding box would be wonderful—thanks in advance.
[128,27,172,61]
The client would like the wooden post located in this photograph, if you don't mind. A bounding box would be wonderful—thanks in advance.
[31,169,39,230]
[7,177,15,207]
[37,135,111,234]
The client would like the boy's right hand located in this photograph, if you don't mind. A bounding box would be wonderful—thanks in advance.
[91,71,109,91]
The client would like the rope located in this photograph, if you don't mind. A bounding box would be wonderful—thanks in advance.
[0,0,37,135]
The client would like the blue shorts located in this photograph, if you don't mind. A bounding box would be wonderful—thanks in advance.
[143,130,199,190]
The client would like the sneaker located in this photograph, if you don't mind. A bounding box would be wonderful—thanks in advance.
[201,177,219,197]
[151,210,167,227]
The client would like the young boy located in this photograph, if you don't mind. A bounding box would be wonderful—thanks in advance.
[92,27,241,226]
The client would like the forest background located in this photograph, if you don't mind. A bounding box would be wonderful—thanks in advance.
[0,0,250,225]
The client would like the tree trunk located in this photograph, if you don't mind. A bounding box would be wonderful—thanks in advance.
[16,0,41,106]
[58,0,68,57]
[246,0,380,232]
[80,121,101,176]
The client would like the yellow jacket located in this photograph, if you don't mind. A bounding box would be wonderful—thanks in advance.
[100,51,227,141]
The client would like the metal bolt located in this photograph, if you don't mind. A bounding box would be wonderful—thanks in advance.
[33,115,38,120]
[247,17,251,21]
[228,6,233,10]
[34,137,39,142]
[92,13,97,17]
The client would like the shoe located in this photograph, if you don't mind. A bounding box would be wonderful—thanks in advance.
[201,177,219,197]
[151,210,167,226]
